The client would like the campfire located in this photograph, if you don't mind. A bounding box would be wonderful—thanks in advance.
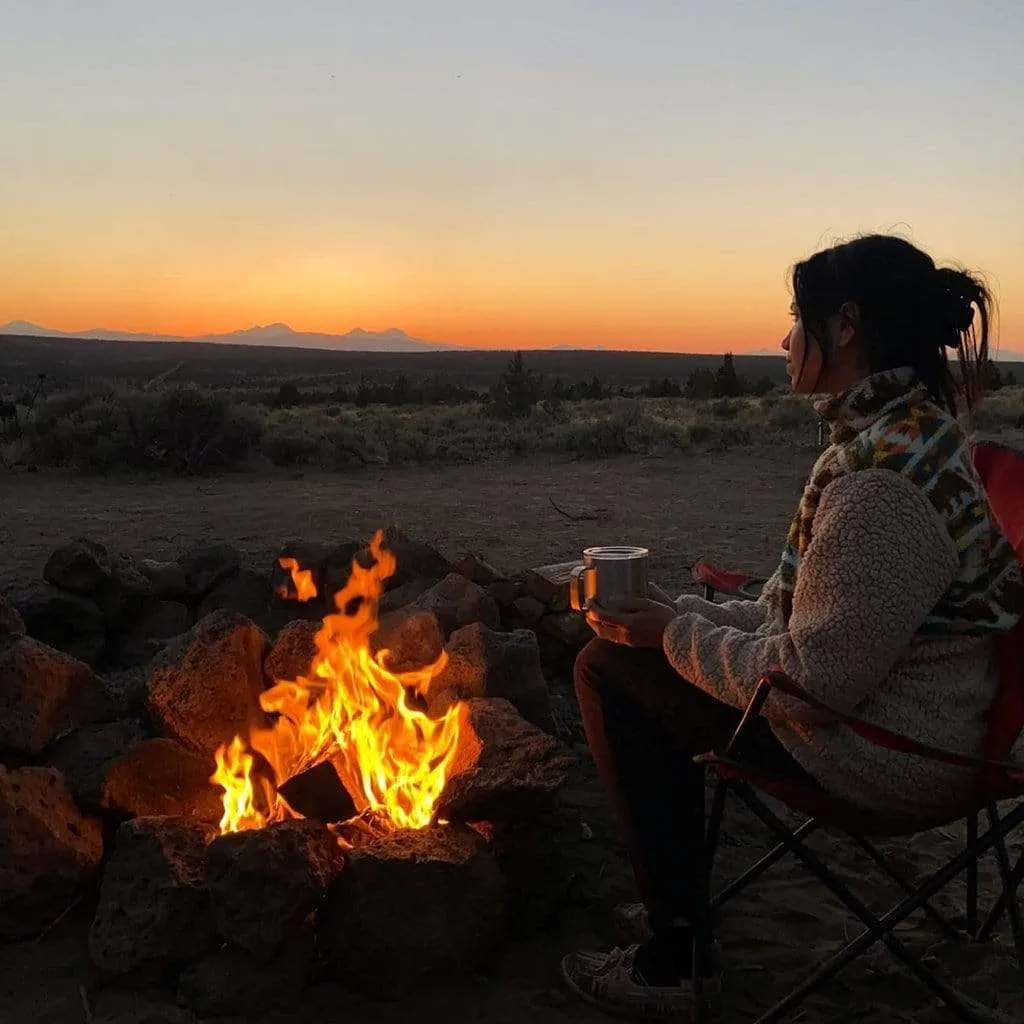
[2,527,580,1013]
[213,530,465,834]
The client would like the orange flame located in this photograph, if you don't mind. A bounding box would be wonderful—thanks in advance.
[212,531,462,833]
[276,556,318,602]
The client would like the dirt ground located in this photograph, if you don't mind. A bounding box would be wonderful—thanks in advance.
[2,448,1023,1024]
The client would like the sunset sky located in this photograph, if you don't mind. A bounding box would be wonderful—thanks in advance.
[3,1,1023,352]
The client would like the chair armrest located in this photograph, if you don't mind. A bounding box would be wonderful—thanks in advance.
[691,560,766,600]
[723,668,1024,782]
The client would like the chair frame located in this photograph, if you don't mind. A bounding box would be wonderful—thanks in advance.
[693,668,1024,1023]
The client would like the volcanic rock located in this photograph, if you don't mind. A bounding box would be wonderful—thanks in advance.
[176,937,313,1015]
[428,623,553,732]
[540,610,592,648]
[0,595,26,635]
[0,766,103,939]
[101,664,150,719]
[197,568,271,623]
[89,817,216,975]
[9,581,106,665]
[119,601,192,666]
[101,738,223,823]
[374,526,452,590]
[511,595,546,624]
[439,698,573,822]
[147,611,268,756]
[175,542,242,604]
[370,609,444,674]
[47,719,148,807]
[0,633,112,756]
[319,824,504,988]
[205,819,345,959]
[320,540,364,603]
[452,553,507,586]
[407,573,501,636]
[137,558,188,601]
[263,618,319,683]
[377,576,432,614]
[99,554,159,628]
[43,537,113,594]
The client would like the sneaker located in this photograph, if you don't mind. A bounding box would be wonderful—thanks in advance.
[612,901,651,944]
[560,943,721,1020]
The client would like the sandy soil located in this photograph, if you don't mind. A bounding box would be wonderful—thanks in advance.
[2,449,1022,1023]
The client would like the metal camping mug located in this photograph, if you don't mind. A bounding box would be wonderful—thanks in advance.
[568,546,650,612]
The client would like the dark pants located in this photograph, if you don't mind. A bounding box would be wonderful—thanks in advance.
[574,638,812,937]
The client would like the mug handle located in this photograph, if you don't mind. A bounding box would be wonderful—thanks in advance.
[568,564,597,612]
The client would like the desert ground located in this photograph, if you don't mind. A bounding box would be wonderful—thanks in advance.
[2,446,1023,1024]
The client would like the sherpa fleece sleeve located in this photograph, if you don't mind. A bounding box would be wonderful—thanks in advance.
[673,568,781,633]
[662,469,959,721]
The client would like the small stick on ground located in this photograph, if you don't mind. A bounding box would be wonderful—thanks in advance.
[548,497,601,521]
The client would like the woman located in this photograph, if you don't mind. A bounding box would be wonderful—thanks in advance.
[561,234,1024,1018]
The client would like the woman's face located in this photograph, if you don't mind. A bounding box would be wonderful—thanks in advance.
[781,304,823,394]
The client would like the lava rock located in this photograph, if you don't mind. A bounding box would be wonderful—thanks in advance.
[176,935,313,1015]
[439,698,573,823]
[101,664,150,719]
[99,554,159,629]
[119,601,193,666]
[320,540,364,604]
[9,582,106,665]
[175,543,242,605]
[197,568,272,623]
[0,766,103,939]
[137,558,189,601]
[370,609,444,674]
[0,594,26,635]
[452,553,507,586]
[263,618,319,683]
[319,824,504,988]
[43,537,113,595]
[89,817,216,975]
[47,719,148,807]
[407,573,501,636]
[205,819,345,959]
[373,526,452,591]
[428,623,553,732]
[0,633,111,756]
[147,611,268,756]
[101,738,223,823]
[377,577,432,614]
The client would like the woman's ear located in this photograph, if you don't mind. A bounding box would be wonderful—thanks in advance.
[835,301,861,348]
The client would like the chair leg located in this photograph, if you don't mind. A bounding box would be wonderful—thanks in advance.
[735,786,987,1024]
[965,813,979,934]
[712,818,819,912]
[983,805,1024,969]
[848,834,963,940]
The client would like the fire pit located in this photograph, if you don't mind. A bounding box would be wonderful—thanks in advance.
[0,528,577,1014]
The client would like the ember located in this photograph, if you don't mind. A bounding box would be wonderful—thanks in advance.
[212,531,462,833]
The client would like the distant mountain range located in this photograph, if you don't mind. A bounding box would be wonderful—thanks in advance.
[1,320,1021,360]
[0,320,461,353]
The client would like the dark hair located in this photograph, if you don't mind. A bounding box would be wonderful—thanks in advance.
[791,234,992,415]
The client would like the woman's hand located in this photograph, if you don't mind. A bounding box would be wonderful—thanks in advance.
[586,597,677,648]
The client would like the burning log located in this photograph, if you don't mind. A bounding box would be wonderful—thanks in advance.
[439,698,574,823]
[0,767,103,939]
[277,760,357,824]
[147,611,269,756]
[0,633,112,757]
[205,819,345,959]
[318,823,504,989]
[89,817,216,976]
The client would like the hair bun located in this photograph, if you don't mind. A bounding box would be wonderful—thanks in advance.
[935,267,978,333]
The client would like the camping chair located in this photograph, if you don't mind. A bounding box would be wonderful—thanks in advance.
[691,440,1024,1023]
